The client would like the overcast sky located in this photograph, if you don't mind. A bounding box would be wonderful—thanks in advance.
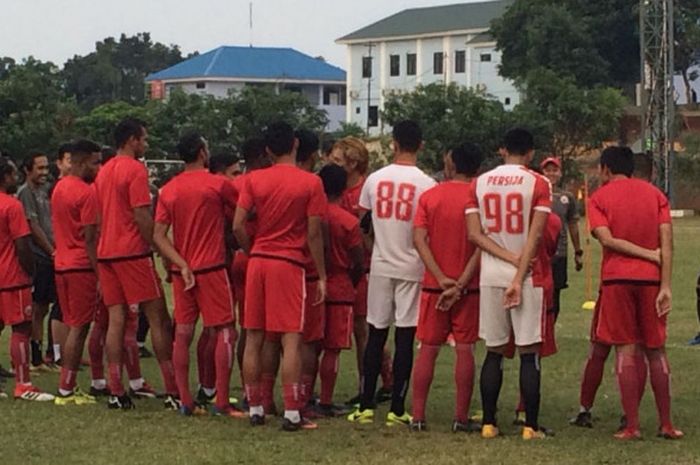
[1,0,484,70]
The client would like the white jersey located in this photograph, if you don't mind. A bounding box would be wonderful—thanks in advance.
[465,164,551,288]
[360,163,436,282]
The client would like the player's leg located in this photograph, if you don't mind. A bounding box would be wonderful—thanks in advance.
[88,304,108,395]
[173,323,196,412]
[378,346,394,401]
[50,304,68,365]
[136,312,152,358]
[574,342,611,422]
[124,310,153,397]
[318,304,353,416]
[261,336,281,415]
[105,305,129,403]
[452,291,479,431]
[242,257,268,424]
[140,297,178,399]
[30,301,50,368]
[614,344,642,439]
[349,274,369,404]
[300,279,324,414]
[196,327,216,403]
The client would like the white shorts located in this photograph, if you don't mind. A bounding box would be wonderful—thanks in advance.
[366,275,421,329]
[479,284,545,348]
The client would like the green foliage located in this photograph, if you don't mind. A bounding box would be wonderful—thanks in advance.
[675,1,700,104]
[331,122,366,139]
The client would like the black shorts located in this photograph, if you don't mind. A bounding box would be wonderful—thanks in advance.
[551,256,568,290]
[32,258,56,305]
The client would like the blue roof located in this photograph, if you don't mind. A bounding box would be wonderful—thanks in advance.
[146,46,346,82]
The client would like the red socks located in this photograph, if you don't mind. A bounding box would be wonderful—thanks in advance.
[319,350,340,405]
[411,343,440,422]
[615,351,640,432]
[282,383,301,412]
[10,327,30,385]
[88,320,106,381]
[245,382,262,408]
[300,373,315,409]
[647,351,673,429]
[173,324,195,407]
[124,317,142,381]
[454,343,475,423]
[108,362,125,396]
[261,372,276,412]
[214,326,236,410]
[636,350,648,404]
[579,343,610,410]
[59,368,78,394]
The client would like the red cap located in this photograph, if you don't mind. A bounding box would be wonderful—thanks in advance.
[540,157,561,169]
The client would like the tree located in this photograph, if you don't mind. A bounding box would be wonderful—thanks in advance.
[382,83,513,172]
[62,33,185,110]
[675,1,700,105]
[74,101,153,150]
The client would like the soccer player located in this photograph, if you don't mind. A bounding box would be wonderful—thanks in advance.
[347,120,436,426]
[465,128,552,440]
[17,152,58,372]
[586,146,681,440]
[154,133,240,417]
[94,118,178,410]
[234,122,327,431]
[51,139,103,405]
[331,137,394,406]
[0,156,54,401]
[410,143,483,432]
[209,152,242,179]
[316,163,363,416]
[540,157,582,319]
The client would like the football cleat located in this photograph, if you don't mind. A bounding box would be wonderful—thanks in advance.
[14,384,55,402]
[30,363,59,374]
[481,424,500,439]
[89,386,110,397]
[386,411,412,427]
[300,417,318,430]
[0,364,14,378]
[129,382,157,399]
[179,403,208,417]
[569,411,593,428]
[212,404,247,419]
[314,403,349,418]
[281,418,300,432]
[522,427,548,441]
[347,407,374,424]
[108,394,135,410]
[55,389,96,406]
[249,414,265,427]
[513,410,526,426]
[452,419,482,433]
[613,428,642,441]
[658,427,684,440]
[688,333,700,346]
[345,393,362,407]
[196,386,216,405]
[163,395,181,411]
[409,420,427,432]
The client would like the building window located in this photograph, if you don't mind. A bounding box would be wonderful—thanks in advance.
[505,97,512,106]
[368,106,379,127]
[196,82,206,89]
[406,53,417,76]
[455,51,466,74]
[480,53,492,62]
[323,87,346,106]
[390,55,400,77]
[362,57,372,78]
[356,107,361,114]
[433,52,444,75]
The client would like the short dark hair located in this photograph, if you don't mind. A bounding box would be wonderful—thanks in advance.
[23,152,48,172]
[295,129,319,164]
[264,122,295,156]
[600,146,634,177]
[241,137,267,167]
[114,118,146,149]
[176,133,206,164]
[392,120,422,153]
[57,143,73,161]
[503,128,534,156]
[71,139,102,163]
[101,146,117,164]
[322,138,336,156]
[633,152,653,181]
[0,156,17,183]
[319,163,347,199]
[450,143,483,177]
[209,152,239,174]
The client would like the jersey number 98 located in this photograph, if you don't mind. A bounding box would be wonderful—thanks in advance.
[483,192,524,234]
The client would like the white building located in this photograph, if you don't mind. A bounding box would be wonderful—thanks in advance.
[336,0,518,134]
[146,46,347,131]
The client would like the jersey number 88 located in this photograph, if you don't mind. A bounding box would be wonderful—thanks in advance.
[376,181,416,222]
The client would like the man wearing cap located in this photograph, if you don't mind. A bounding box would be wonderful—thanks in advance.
[540,157,583,320]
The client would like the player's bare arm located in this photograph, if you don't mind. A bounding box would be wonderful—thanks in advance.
[504,210,548,309]
[592,226,660,264]
[466,212,519,266]
[569,219,584,271]
[348,245,364,287]
[232,206,252,254]
[437,249,481,311]
[413,226,455,290]
[15,235,35,277]
[153,222,195,290]
[84,224,99,272]
[308,215,327,305]
[657,223,673,316]
[133,205,156,248]
[28,218,54,256]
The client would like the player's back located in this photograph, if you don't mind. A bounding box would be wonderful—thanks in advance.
[243,163,325,264]
[416,181,478,289]
[360,163,435,282]
[158,170,232,271]
[588,177,669,281]
[94,155,151,260]
[51,175,94,271]
[0,192,31,289]
[469,164,551,287]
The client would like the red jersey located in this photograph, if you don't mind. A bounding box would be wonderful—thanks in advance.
[51,176,98,271]
[155,170,237,272]
[237,164,326,265]
[588,177,671,282]
[326,203,362,301]
[414,181,480,290]
[340,176,365,217]
[94,155,153,260]
[230,174,256,239]
[0,192,32,290]
[532,213,562,306]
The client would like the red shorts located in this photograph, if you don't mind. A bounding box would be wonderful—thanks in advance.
[303,279,325,343]
[353,274,368,317]
[244,256,305,333]
[56,271,99,328]
[540,311,558,358]
[0,286,33,326]
[231,251,248,326]
[173,268,235,328]
[324,302,353,350]
[98,256,163,307]
[416,289,479,345]
[594,282,666,349]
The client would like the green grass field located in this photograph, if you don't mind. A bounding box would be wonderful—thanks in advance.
[1,218,700,465]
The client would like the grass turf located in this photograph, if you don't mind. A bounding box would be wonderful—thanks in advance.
[1,218,700,465]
